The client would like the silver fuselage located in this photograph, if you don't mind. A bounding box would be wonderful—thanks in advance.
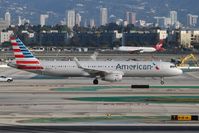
[118,46,156,53]
[13,60,183,78]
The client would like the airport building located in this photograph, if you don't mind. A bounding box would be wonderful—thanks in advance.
[72,32,115,47]
[157,30,168,40]
[180,30,192,48]
[123,31,159,46]
[36,31,68,46]
[0,30,13,43]
[179,30,199,48]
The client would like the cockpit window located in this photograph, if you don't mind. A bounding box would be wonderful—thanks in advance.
[170,65,176,68]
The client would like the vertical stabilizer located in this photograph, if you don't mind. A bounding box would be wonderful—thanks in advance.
[154,40,165,52]
[10,37,43,70]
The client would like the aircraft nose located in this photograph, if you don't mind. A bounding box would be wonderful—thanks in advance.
[176,68,183,75]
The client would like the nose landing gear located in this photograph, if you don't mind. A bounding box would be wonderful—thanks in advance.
[160,77,164,85]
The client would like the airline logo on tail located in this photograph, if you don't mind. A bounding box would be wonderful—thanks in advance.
[10,37,43,70]
[154,40,165,52]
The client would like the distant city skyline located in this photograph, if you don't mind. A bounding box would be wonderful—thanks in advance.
[0,0,198,28]
[0,9,198,30]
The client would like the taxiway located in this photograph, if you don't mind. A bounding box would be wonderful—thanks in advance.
[0,67,199,126]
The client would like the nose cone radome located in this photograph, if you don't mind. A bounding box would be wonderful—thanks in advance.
[175,68,183,75]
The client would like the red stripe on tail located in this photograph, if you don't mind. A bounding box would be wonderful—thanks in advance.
[15,55,25,58]
[16,61,40,64]
[11,43,18,46]
[13,49,21,52]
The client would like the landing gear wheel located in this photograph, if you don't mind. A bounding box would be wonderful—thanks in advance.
[160,77,164,85]
[160,80,164,85]
[7,79,12,83]
[93,79,99,85]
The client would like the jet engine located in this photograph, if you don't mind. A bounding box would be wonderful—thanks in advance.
[102,72,123,82]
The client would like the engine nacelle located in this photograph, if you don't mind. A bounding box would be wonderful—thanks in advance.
[102,73,123,82]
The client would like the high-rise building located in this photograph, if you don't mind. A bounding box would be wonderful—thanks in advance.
[100,8,108,26]
[75,13,81,26]
[154,17,164,27]
[21,18,30,25]
[5,11,11,26]
[67,10,76,29]
[40,14,49,27]
[170,11,178,26]
[84,19,88,27]
[90,19,95,28]
[18,16,22,26]
[154,17,171,28]
[126,12,136,25]
[164,17,171,27]
[187,14,198,27]
[18,16,30,26]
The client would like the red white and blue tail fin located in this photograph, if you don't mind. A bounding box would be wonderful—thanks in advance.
[154,40,165,52]
[10,37,43,70]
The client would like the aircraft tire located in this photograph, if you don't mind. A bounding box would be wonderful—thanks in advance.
[93,79,99,85]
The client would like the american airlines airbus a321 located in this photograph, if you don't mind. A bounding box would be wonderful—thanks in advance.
[117,40,165,53]
[8,37,182,85]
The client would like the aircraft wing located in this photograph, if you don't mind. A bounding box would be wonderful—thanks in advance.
[73,57,123,76]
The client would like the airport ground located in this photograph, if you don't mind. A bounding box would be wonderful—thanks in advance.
[0,53,199,132]
[0,67,199,125]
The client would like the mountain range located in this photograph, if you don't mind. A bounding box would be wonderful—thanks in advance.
[0,0,198,26]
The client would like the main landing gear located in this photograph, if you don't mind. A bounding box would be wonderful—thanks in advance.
[93,78,99,85]
[160,77,164,85]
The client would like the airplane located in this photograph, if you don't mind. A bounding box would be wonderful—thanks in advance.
[8,37,182,85]
[117,40,165,53]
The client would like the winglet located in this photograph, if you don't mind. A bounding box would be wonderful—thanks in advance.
[73,57,83,69]
[90,51,99,61]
